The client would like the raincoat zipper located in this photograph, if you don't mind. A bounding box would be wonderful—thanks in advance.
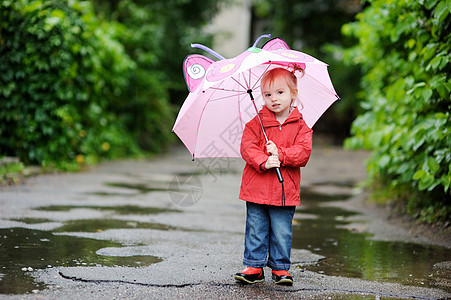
[278,124,284,204]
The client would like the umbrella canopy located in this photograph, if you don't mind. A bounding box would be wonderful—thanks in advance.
[173,36,339,159]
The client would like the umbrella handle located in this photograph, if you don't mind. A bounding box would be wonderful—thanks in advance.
[275,167,283,183]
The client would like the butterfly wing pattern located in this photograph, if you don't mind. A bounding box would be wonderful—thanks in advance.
[183,37,292,92]
[183,54,215,92]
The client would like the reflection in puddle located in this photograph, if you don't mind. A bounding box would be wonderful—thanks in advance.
[10,218,53,224]
[105,182,168,193]
[301,187,352,202]
[0,228,162,294]
[175,166,240,178]
[293,188,451,292]
[84,181,183,196]
[53,219,176,232]
[34,205,181,215]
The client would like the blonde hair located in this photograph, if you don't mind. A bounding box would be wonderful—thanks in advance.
[261,64,305,109]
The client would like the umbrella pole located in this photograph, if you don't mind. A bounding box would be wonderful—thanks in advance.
[247,90,283,184]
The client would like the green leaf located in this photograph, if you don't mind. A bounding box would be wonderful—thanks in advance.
[428,56,442,71]
[413,170,426,180]
[50,9,66,19]
[441,174,451,192]
[427,157,440,173]
[434,1,449,23]
[21,0,43,13]
[378,155,391,169]
[424,0,439,9]
[44,17,61,31]
[419,172,435,190]
[406,38,416,49]
[413,133,426,151]
[422,88,433,102]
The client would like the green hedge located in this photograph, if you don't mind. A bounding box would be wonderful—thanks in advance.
[0,0,141,170]
[343,0,450,222]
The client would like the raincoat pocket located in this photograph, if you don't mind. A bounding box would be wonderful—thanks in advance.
[286,168,300,195]
[243,167,258,186]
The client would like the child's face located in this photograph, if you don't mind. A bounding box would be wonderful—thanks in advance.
[262,76,297,118]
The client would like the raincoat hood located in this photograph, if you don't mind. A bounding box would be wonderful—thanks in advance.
[259,105,303,128]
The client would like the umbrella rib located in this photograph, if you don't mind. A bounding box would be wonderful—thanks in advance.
[251,62,272,91]
[242,71,250,91]
[232,76,249,91]
[207,91,248,102]
[303,73,340,99]
[210,87,243,93]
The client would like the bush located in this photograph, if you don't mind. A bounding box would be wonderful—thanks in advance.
[0,0,140,170]
[90,0,221,151]
[343,0,450,222]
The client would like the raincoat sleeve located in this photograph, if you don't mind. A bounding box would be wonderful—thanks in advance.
[278,119,313,168]
[240,119,268,172]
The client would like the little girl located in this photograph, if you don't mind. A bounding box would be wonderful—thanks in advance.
[235,65,313,285]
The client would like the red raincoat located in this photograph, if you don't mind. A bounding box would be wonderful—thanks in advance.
[239,105,313,206]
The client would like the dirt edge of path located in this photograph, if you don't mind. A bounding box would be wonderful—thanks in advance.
[348,191,451,249]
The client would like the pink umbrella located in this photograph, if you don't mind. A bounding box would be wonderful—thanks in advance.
[173,35,339,161]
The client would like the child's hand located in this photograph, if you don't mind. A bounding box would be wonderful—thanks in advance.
[265,155,280,170]
[266,141,279,157]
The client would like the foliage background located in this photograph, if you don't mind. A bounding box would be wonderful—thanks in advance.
[0,0,220,170]
[1,0,136,170]
[342,0,450,222]
[90,0,221,150]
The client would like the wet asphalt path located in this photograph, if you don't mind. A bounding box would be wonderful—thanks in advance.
[0,144,450,299]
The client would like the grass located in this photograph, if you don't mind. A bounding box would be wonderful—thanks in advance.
[0,157,25,186]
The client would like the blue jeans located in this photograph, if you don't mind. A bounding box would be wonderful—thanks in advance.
[243,202,296,271]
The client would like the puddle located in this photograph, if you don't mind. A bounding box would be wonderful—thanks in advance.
[95,181,203,197]
[293,188,451,292]
[34,205,181,215]
[301,187,352,202]
[0,228,162,294]
[53,219,176,232]
[105,182,168,193]
[173,161,241,182]
[10,218,54,224]
[311,180,356,188]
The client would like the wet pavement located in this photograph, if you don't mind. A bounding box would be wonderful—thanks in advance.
[0,144,450,299]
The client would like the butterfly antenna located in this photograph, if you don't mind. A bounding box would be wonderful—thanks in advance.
[191,44,225,60]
